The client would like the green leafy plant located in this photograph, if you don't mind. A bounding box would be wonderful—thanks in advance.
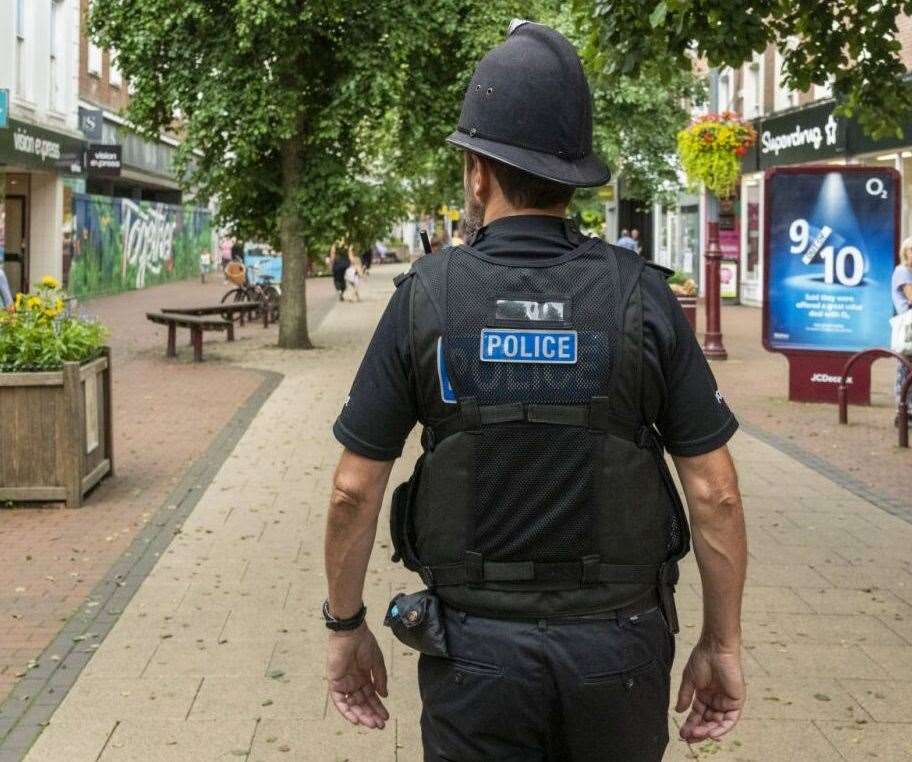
[0,277,108,372]
[677,112,757,198]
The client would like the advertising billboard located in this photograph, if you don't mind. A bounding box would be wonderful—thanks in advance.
[764,167,898,353]
[763,166,899,403]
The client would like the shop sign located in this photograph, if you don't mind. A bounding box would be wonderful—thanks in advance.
[0,118,87,172]
[762,166,898,403]
[0,90,8,129]
[86,144,122,176]
[757,102,846,169]
[78,107,104,142]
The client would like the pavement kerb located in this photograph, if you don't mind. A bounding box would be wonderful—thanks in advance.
[740,421,912,524]
[0,369,284,760]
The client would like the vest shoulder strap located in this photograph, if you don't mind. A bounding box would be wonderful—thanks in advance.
[645,261,675,278]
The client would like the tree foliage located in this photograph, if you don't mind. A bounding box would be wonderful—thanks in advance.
[583,0,912,139]
[90,0,541,346]
[561,4,704,205]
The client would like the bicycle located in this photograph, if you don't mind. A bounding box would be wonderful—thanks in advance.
[221,263,281,323]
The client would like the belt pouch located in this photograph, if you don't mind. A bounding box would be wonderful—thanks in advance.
[383,590,449,657]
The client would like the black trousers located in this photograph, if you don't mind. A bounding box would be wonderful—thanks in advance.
[418,604,674,762]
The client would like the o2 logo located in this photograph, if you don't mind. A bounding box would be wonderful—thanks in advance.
[865,177,888,199]
[789,217,864,287]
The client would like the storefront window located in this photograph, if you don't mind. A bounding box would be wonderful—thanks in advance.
[744,178,761,283]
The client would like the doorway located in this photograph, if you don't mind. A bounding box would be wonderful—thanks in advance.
[4,196,28,295]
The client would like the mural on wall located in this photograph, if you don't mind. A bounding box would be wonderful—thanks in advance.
[67,194,211,298]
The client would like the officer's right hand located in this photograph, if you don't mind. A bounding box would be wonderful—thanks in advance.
[327,623,390,730]
[675,639,745,742]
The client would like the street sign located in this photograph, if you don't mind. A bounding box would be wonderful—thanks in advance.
[597,185,614,201]
[763,165,900,403]
[0,90,8,129]
[86,144,122,176]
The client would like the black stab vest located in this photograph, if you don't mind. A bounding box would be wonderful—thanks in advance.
[389,238,689,622]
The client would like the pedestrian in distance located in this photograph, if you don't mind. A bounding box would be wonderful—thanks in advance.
[360,246,373,275]
[616,228,637,251]
[0,266,13,309]
[329,243,351,302]
[324,20,747,762]
[344,260,363,302]
[892,236,912,424]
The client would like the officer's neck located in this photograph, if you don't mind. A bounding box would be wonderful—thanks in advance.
[482,199,568,226]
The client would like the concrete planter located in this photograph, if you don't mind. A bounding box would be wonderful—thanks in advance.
[0,347,113,508]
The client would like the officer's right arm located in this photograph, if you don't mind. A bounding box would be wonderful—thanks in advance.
[671,445,747,743]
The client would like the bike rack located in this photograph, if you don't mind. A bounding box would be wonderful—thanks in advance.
[837,349,912,432]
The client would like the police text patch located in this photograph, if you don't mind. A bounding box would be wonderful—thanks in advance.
[479,328,577,364]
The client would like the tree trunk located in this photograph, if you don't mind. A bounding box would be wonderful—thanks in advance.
[277,114,313,349]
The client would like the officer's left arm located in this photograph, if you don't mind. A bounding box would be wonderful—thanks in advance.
[324,448,395,729]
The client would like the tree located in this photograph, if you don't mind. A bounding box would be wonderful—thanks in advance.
[582,0,912,139]
[91,0,538,348]
[557,5,704,206]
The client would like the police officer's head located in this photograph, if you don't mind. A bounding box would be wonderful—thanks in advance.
[447,21,610,239]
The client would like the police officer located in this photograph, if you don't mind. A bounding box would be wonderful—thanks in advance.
[324,21,747,761]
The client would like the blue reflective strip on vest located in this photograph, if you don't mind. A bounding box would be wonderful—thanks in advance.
[479,328,578,364]
[437,337,457,403]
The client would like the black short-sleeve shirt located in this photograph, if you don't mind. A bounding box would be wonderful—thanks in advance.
[333,215,737,460]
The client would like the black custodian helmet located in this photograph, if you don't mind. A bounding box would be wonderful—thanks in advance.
[446,20,610,188]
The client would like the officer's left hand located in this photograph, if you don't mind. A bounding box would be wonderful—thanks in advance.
[675,639,745,742]
[327,623,390,729]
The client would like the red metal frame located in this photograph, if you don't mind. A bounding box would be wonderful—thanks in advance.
[762,165,901,404]
[837,348,912,426]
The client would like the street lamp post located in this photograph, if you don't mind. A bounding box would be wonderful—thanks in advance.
[702,69,728,360]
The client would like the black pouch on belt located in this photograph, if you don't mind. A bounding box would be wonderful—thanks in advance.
[383,590,448,657]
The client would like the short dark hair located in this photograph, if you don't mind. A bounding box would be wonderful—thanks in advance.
[474,153,575,209]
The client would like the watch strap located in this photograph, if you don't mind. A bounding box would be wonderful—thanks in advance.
[323,599,366,631]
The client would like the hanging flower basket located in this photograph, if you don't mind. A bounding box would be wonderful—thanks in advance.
[677,111,757,198]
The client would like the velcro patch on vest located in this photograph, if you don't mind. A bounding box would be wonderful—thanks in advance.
[479,328,578,364]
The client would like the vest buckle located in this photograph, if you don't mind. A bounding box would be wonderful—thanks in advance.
[464,551,485,587]
[419,566,436,589]
[636,425,656,449]
[580,554,601,585]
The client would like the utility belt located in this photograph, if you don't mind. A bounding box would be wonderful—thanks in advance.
[384,588,667,658]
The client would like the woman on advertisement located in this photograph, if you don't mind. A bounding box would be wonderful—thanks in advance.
[892,237,912,423]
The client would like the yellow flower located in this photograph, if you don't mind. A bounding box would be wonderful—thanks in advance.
[26,296,42,311]
[39,276,60,290]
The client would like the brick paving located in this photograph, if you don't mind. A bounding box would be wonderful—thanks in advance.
[0,274,336,709]
[700,304,911,515]
[16,265,912,761]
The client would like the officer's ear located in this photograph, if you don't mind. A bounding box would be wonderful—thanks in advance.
[464,152,492,206]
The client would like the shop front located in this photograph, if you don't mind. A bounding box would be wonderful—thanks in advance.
[736,98,912,306]
[0,118,86,295]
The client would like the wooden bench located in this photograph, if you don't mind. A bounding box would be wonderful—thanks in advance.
[146,312,232,362]
[162,301,268,328]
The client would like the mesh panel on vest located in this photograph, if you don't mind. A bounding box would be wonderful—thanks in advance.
[444,244,615,404]
[475,423,594,561]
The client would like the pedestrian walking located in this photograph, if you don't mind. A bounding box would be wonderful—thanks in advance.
[892,237,912,423]
[344,261,363,302]
[360,246,373,275]
[324,21,746,762]
[0,266,13,309]
[329,243,351,302]
[616,228,637,251]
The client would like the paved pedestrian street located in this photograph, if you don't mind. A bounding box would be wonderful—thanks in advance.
[15,266,912,761]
